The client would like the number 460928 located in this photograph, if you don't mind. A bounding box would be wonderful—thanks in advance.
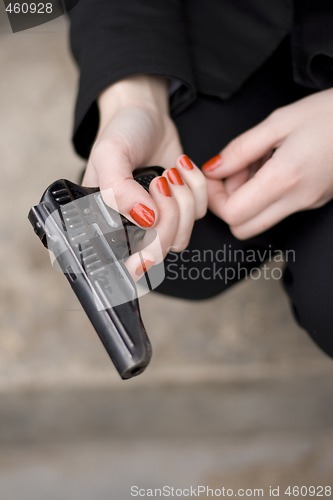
[5,3,53,14]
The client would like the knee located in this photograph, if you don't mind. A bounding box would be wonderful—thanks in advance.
[285,268,333,358]
[295,310,333,358]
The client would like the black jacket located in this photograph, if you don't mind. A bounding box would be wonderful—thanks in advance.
[68,0,333,158]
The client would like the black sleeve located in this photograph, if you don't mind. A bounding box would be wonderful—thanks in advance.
[291,0,333,91]
[68,0,196,158]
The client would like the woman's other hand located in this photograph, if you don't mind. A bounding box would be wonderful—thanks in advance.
[202,88,333,239]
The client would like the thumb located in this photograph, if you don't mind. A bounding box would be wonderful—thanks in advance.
[91,138,158,228]
[202,112,286,178]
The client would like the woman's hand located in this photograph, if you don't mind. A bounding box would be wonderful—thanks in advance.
[83,75,207,277]
[202,88,333,239]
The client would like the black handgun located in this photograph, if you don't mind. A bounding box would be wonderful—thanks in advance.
[28,166,164,380]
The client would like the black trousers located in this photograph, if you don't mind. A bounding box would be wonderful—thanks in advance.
[155,38,333,358]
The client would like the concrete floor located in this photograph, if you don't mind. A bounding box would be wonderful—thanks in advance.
[1,432,332,500]
[0,14,332,500]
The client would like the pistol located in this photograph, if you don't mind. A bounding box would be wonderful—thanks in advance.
[28,166,164,380]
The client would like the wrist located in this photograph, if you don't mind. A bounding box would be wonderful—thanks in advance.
[98,75,169,128]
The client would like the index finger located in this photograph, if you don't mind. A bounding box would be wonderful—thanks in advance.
[218,156,288,227]
[206,177,229,220]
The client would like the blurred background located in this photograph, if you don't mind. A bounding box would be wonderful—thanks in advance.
[0,8,332,500]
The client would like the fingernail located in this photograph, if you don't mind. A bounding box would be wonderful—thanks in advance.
[157,177,172,196]
[202,154,222,173]
[129,204,155,227]
[167,168,184,185]
[178,154,194,170]
[135,259,154,276]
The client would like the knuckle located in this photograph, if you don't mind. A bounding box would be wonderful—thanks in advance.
[171,237,191,252]
[193,179,207,199]
[172,187,195,216]
[222,204,241,226]
[307,189,325,209]
[267,106,285,123]
[263,158,299,192]
[195,205,207,220]
[195,168,208,185]
[181,196,195,216]
[230,225,246,240]
[277,161,301,192]
[91,138,112,164]
[264,108,285,135]
[91,137,126,167]
[110,179,125,199]
[227,136,246,159]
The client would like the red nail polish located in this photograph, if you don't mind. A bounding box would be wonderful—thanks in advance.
[179,155,194,170]
[136,259,154,276]
[157,177,172,196]
[129,204,155,227]
[202,154,222,173]
[167,168,184,185]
